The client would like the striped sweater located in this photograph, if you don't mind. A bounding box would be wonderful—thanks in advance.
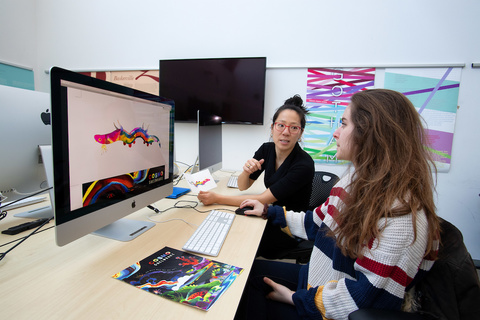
[266,174,437,320]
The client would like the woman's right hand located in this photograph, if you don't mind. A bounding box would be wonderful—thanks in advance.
[197,191,217,205]
[243,158,264,174]
[239,199,265,217]
[264,277,295,305]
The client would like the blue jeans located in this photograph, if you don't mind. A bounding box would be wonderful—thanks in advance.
[235,259,304,320]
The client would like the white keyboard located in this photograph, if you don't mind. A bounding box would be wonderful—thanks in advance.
[182,209,235,256]
[227,175,238,188]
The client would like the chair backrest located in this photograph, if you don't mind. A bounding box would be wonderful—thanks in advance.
[414,218,480,319]
[308,171,340,211]
[350,218,480,320]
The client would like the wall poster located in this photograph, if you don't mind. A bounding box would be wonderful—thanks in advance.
[304,68,376,164]
[304,67,461,172]
[79,70,159,96]
[0,62,34,90]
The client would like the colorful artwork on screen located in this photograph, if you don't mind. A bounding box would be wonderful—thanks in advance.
[94,122,161,152]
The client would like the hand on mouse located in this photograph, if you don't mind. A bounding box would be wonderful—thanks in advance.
[239,199,265,217]
[243,158,264,174]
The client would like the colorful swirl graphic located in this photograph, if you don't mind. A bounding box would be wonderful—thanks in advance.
[94,123,160,152]
[82,169,163,206]
[193,178,210,187]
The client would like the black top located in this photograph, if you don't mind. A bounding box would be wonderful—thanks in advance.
[250,142,314,212]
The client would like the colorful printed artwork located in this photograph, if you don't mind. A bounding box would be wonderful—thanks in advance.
[94,122,160,152]
[113,247,243,311]
[384,67,461,172]
[192,178,211,187]
[304,68,376,164]
[185,169,217,192]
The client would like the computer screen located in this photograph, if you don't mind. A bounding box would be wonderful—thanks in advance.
[50,67,174,246]
[196,111,222,175]
[159,57,266,124]
[0,84,52,214]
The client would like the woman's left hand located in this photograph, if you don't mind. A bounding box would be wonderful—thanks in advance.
[243,158,264,174]
[264,277,295,305]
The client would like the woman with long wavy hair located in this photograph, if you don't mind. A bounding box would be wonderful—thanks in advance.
[235,89,441,320]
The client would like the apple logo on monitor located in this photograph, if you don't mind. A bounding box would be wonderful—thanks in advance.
[41,109,51,125]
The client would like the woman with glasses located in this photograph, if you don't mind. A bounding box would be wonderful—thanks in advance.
[198,95,315,258]
[235,89,440,320]
[198,94,314,211]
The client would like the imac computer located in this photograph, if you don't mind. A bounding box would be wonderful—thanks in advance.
[50,67,174,246]
[194,110,222,177]
[0,84,53,219]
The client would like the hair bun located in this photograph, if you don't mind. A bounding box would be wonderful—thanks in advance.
[285,94,303,107]
[284,94,308,115]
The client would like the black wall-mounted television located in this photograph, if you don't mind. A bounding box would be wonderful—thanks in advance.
[159,57,266,125]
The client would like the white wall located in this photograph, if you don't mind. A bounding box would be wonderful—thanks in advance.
[2,0,479,258]
[0,0,37,73]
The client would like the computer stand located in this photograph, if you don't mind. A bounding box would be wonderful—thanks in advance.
[191,156,200,174]
[14,204,53,219]
[191,156,220,183]
[92,218,155,242]
[13,145,54,220]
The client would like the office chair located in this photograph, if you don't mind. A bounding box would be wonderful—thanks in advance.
[308,171,340,211]
[280,171,340,264]
[348,218,480,320]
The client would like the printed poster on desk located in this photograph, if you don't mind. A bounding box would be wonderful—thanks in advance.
[112,246,243,311]
[184,169,217,192]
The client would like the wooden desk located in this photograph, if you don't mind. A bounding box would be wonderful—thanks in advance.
[0,173,266,319]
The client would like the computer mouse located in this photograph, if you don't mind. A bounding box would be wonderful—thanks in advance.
[235,206,254,215]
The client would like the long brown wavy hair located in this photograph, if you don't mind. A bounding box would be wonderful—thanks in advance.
[333,89,440,259]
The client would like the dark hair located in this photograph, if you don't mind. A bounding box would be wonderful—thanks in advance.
[272,94,309,128]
